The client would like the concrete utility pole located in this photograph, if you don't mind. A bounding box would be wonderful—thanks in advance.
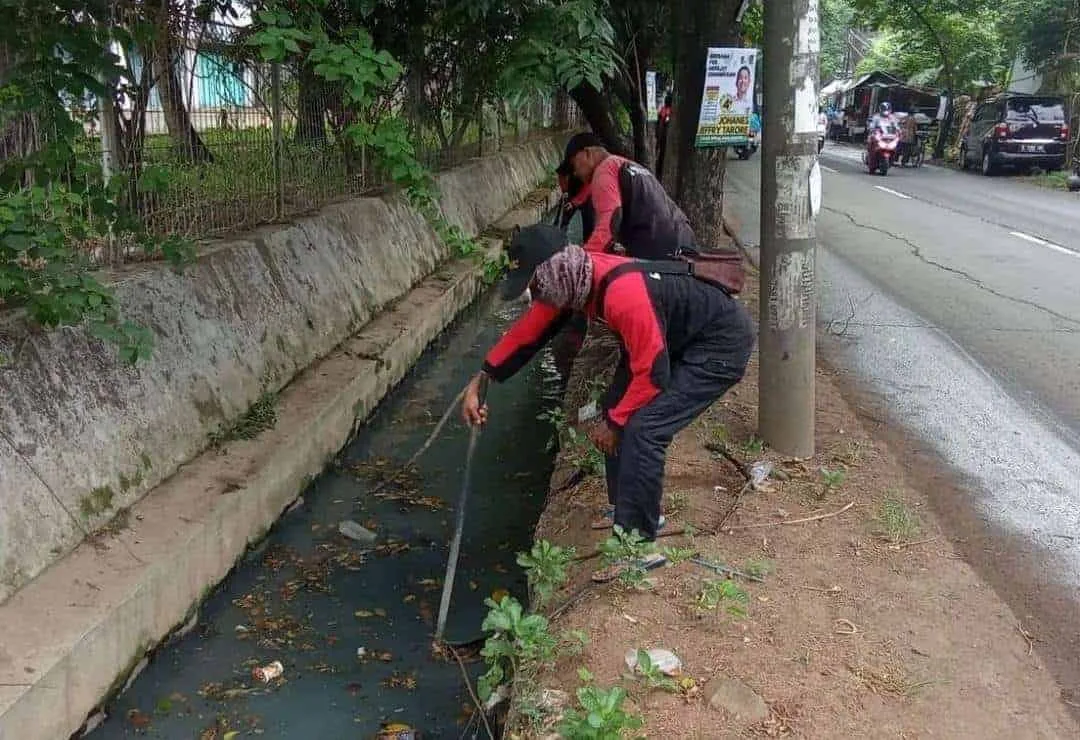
[759,0,820,457]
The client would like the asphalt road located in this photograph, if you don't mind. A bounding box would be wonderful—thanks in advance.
[724,144,1080,707]
[727,143,1080,445]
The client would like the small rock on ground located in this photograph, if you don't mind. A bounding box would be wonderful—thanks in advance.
[704,676,769,722]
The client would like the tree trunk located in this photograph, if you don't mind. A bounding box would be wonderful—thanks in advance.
[153,36,213,164]
[295,62,327,144]
[568,82,632,157]
[671,0,742,246]
[614,77,653,168]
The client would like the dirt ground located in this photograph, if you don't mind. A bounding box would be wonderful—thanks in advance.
[528,276,1080,739]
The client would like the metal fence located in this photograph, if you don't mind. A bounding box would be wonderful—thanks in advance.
[99,80,568,244]
[15,19,581,265]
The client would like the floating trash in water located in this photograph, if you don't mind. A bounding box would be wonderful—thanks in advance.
[251,660,284,683]
[376,722,420,740]
[339,520,378,544]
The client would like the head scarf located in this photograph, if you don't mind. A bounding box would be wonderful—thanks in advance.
[531,244,593,310]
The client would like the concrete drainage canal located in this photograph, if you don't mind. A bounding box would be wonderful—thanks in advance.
[90,291,563,739]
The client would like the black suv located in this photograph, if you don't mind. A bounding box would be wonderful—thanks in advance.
[959,94,1068,175]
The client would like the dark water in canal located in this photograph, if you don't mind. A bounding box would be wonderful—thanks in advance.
[91,289,563,739]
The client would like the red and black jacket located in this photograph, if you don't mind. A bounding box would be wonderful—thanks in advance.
[583,154,695,261]
[482,252,742,428]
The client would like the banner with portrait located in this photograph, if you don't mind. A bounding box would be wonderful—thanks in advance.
[694,47,758,148]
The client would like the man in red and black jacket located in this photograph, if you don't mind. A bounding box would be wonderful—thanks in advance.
[461,225,755,550]
[559,131,694,260]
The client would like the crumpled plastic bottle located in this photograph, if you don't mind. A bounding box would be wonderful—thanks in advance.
[749,460,774,488]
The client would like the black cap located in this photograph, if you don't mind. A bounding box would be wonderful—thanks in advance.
[555,131,604,177]
[499,224,568,301]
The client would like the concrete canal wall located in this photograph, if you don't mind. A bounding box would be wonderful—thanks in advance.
[0,136,562,740]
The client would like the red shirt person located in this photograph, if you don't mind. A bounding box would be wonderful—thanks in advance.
[461,225,755,555]
[559,132,694,260]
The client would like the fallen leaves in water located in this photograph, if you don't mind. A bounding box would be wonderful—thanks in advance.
[126,709,152,729]
[416,577,441,591]
[382,671,418,691]
[374,541,411,557]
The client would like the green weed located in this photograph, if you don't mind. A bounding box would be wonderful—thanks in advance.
[742,557,775,579]
[599,526,658,590]
[696,579,750,619]
[517,539,575,609]
[819,467,846,491]
[209,391,278,446]
[559,684,644,740]
[874,496,921,543]
[628,649,678,693]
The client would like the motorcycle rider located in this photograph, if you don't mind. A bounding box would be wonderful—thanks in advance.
[866,101,897,159]
[868,101,896,137]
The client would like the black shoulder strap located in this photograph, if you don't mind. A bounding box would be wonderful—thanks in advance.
[594,259,692,319]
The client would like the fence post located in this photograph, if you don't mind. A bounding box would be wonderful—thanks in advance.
[270,62,284,218]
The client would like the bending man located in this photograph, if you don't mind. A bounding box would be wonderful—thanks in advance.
[461,225,755,577]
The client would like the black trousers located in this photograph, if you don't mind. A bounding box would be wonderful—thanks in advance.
[604,315,754,541]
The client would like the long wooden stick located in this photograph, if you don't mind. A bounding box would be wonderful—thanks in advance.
[726,501,855,530]
[368,387,466,497]
[446,644,496,740]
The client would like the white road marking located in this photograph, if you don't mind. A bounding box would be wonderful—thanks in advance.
[819,164,838,173]
[1009,231,1080,258]
[874,185,911,199]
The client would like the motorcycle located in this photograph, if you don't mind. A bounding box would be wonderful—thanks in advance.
[735,129,759,160]
[863,123,900,175]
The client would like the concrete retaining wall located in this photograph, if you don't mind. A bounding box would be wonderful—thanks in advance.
[0,136,560,606]
[0,139,561,740]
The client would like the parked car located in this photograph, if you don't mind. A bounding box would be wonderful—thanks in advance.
[959,94,1068,176]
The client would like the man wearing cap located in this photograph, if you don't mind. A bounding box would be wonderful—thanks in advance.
[557,131,694,260]
[460,225,755,580]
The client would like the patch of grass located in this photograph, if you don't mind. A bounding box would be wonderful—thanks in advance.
[1018,169,1069,190]
[710,424,730,445]
[742,557,775,579]
[874,496,921,543]
[661,545,695,564]
[79,486,115,518]
[666,490,690,517]
[210,391,279,446]
[819,467,845,491]
[741,435,764,455]
[696,579,749,619]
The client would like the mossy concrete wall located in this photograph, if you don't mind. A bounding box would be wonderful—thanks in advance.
[0,137,560,605]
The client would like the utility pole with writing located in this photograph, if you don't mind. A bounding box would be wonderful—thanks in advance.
[759,0,821,457]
